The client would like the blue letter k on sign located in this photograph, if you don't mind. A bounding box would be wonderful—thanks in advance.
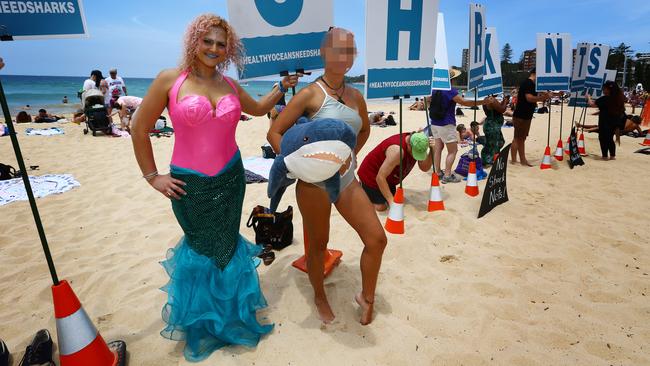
[255,0,304,27]
[386,0,423,61]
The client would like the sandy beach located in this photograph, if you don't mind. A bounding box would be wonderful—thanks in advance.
[1,102,648,365]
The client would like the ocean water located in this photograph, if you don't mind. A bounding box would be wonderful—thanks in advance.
[0,75,365,116]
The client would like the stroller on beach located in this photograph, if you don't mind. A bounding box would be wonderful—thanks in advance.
[82,89,112,136]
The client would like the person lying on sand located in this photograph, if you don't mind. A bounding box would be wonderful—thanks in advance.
[577,115,642,135]
[34,109,63,123]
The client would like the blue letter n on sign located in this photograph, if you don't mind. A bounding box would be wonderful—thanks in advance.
[545,38,562,73]
[254,0,304,27]
[386,0,423,61]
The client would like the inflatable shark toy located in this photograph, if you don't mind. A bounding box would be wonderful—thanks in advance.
[268,117,357,212]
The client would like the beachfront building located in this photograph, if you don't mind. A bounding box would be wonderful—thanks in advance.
[522,48,536,71]
[637,52,650,64]
[462,48,469,71]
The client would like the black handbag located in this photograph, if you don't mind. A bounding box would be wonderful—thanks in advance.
[0,163,20,181]
[246,205,293,250]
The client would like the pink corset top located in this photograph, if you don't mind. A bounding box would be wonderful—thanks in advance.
[168,71,242,176]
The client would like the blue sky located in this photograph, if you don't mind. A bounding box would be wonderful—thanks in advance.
[2,0,649,78]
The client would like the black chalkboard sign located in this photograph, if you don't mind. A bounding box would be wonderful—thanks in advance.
[478,144,510,218]
[568,127,585,169]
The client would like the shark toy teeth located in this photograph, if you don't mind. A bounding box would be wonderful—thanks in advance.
[284,140,352,183]
[268,117,357,212]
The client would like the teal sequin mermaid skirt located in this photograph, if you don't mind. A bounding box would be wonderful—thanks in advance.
[160,151,273,362]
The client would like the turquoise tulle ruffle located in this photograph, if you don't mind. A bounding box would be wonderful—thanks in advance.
[160,235,273,362]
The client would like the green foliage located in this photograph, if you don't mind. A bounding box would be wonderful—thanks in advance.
[501,43,513,63]
[344,75,365,83]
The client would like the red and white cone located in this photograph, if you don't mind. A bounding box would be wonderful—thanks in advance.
[385,187,405,234]
[427,174,445,212]
[564,135,570,155]
[540,146,552,169]
[578,133,587,156]
[554,139,564,161]
[465,161,479,197]
[52,280,123,366]
[640,130,650,146]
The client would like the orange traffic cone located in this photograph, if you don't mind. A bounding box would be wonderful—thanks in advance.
[554,139,564,161]
[52,280,125,366]
[385,187,405,234]
[540,146,552,169]
[564,135,570,155]
[427,173,445,212]
[291,224,342,277]
[578,133,587,156]
[640,130,650,146]
[465,161,479,197]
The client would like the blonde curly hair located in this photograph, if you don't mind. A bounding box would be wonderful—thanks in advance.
[179,14,245,76]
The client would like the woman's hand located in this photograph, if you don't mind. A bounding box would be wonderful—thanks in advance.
[149,174,187,200]
[281,73,301,91]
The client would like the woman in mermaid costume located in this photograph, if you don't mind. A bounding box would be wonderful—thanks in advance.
[131,14,299,362]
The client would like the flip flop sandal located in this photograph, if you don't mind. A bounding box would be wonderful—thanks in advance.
[257,244,275,266]
[261,251,275,266]
[253,257,262,268]
[108,340,127,366]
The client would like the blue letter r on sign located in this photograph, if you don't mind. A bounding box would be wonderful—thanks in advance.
[255,0,303,27]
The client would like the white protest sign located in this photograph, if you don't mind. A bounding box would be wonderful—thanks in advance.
[432,12,450,91]
[477,27,502,98]
[592,69,617,98]
[568,90,588,107]
[570,42,589,92]
[227,0,333,80]
[569,69,616,106]
[584,43,610,90]
[468,3,486,91]
[536,33,572,91]
[365,0,439,99]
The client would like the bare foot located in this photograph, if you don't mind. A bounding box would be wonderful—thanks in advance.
[610,156,616,160]
[355,293,374,325]
[520,161,533,167]
[510,160,518,165]
[314,297,335,324]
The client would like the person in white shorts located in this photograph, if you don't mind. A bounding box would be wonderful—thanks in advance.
[427,69,492,184]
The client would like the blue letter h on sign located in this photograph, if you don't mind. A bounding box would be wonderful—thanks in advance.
[386,0,423,61]
[474,12,483,63]
[255,0,303,27]
[545,38,562,73]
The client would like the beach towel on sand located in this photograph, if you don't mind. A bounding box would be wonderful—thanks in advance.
[242,157,273,180]
[25,127,64,136]
[0,174,80,206]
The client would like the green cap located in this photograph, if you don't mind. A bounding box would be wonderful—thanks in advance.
[409,132,429,161]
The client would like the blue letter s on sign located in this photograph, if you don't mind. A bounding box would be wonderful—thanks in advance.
[254,0,304,27]
[588,47,601,75]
